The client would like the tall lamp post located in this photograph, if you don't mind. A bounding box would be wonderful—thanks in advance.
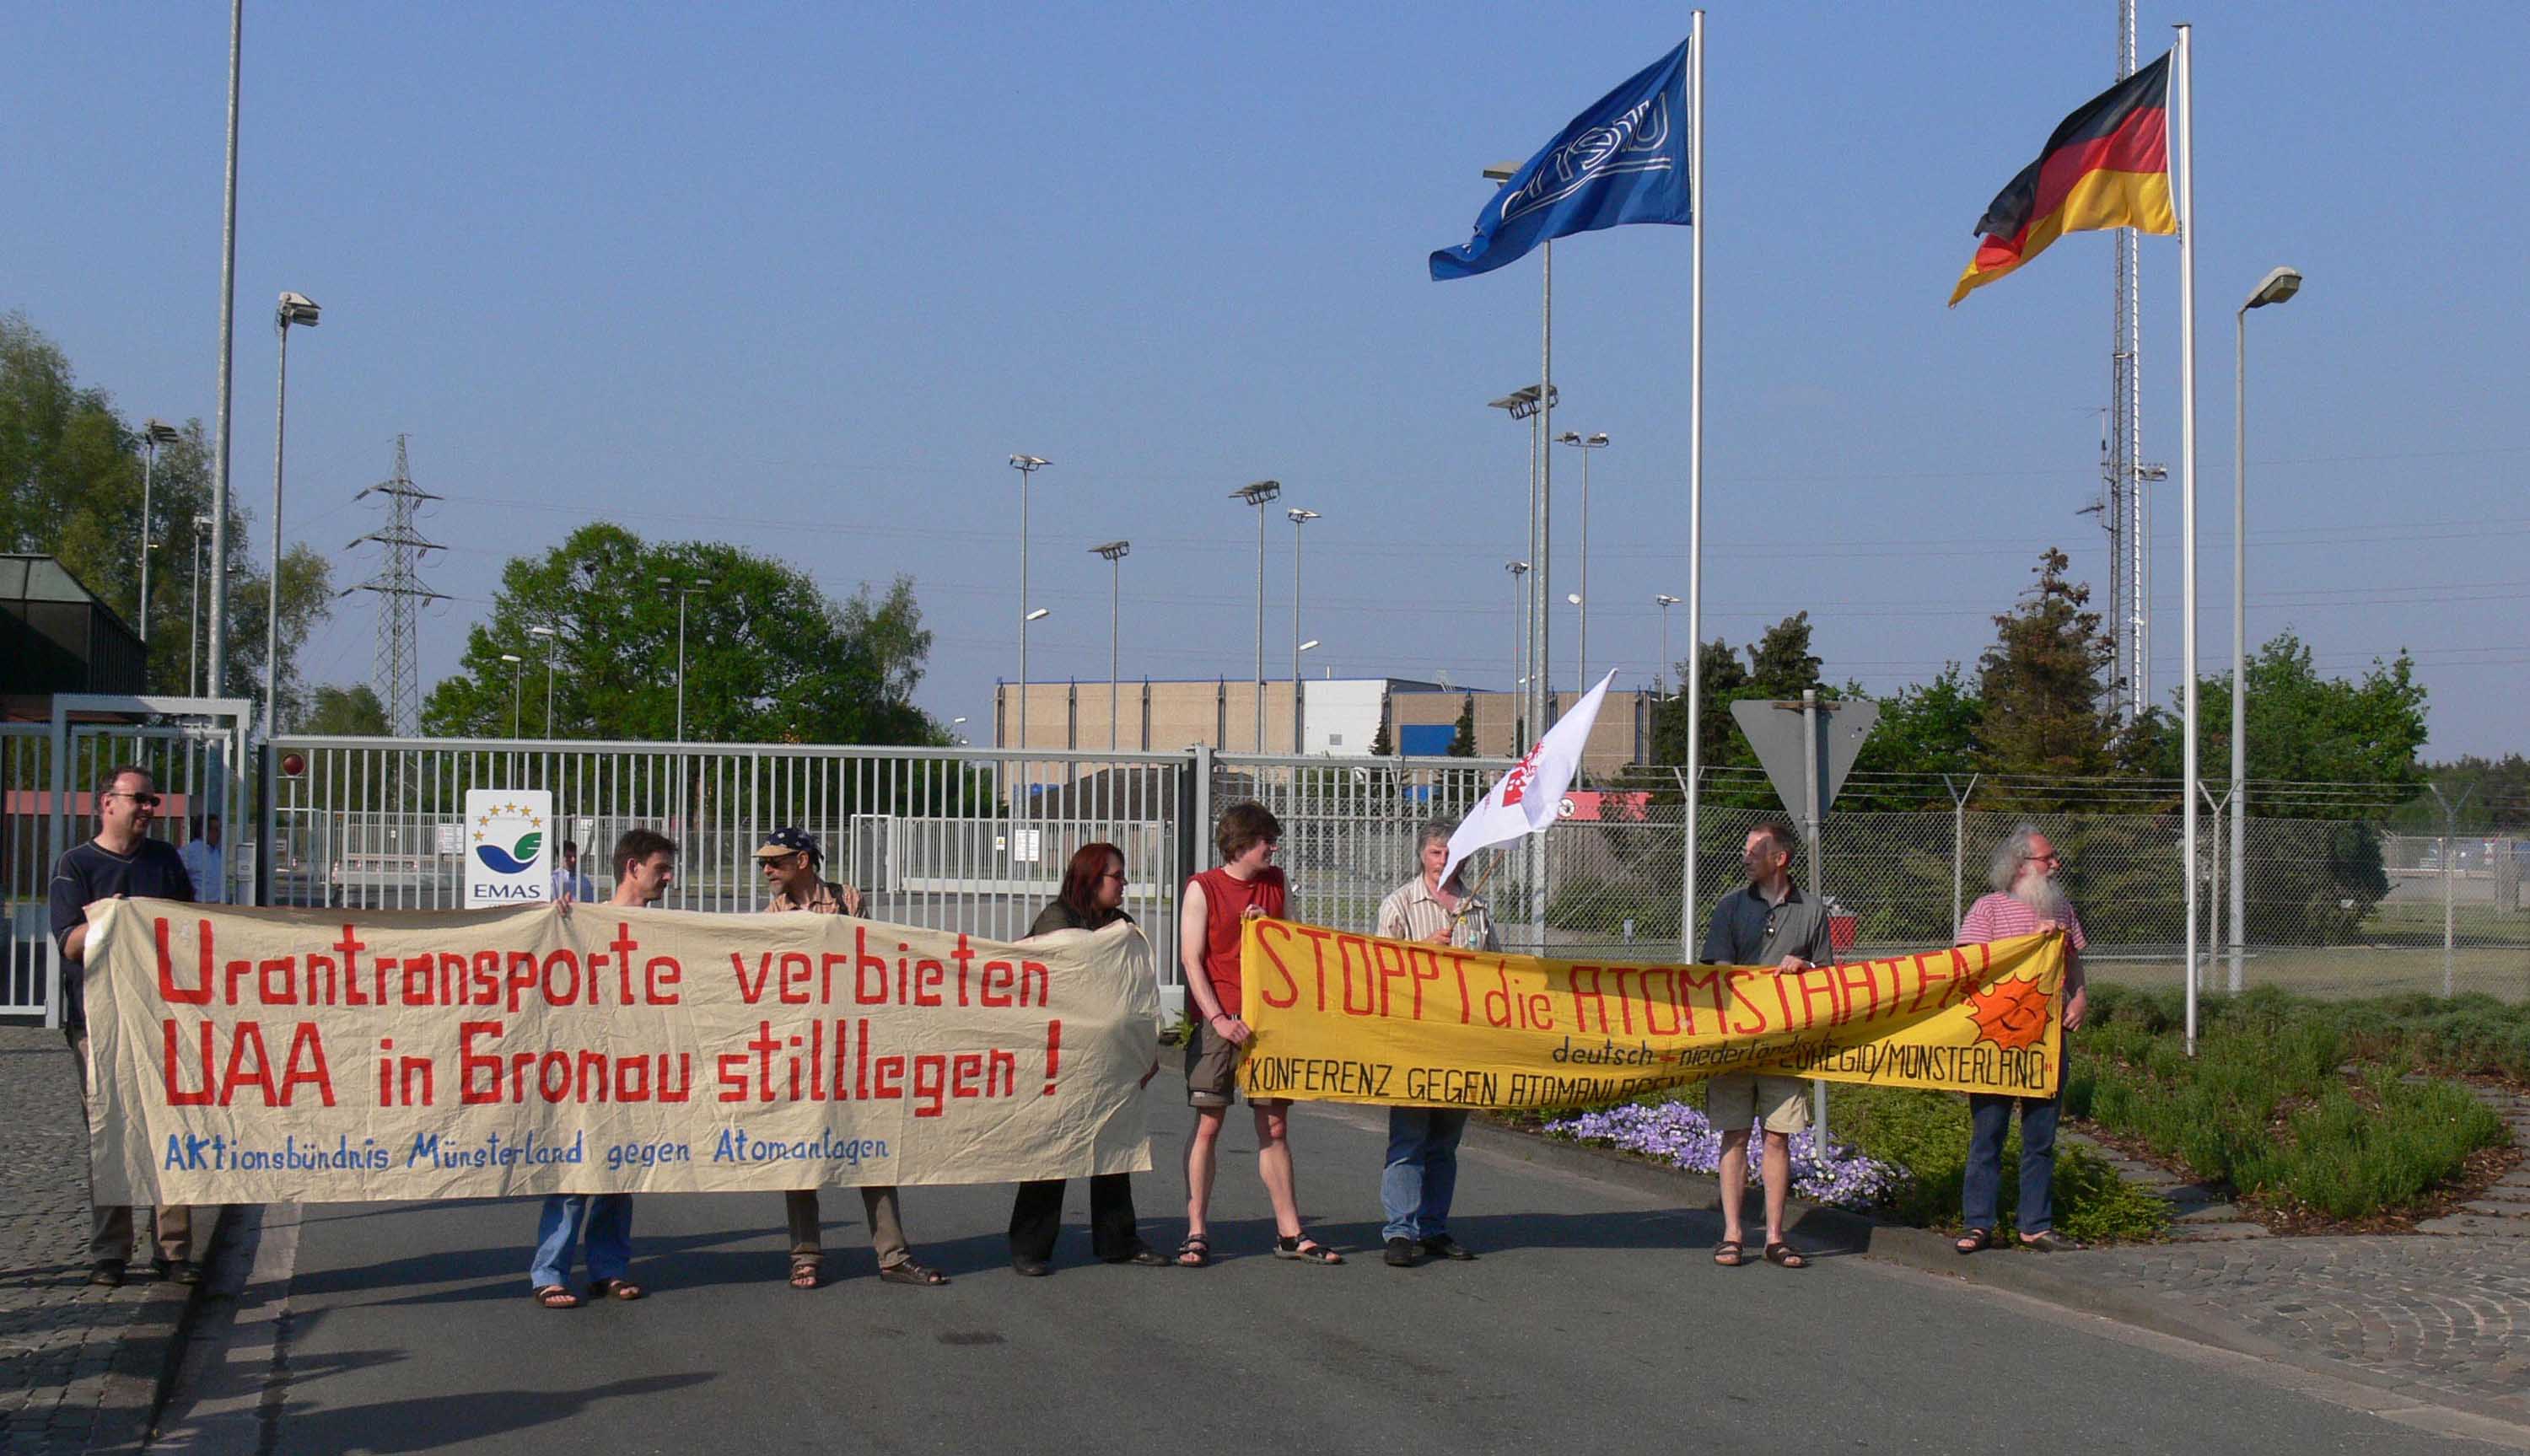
[138,420,181,644]
[263,292,320,738]
[500,653,525,738]
[206,0,242,705]
[2231,265,2302,990]
[1564,594,1585,693]
[1090,540,1129,749]
[1230,480,1283,750]
[659,576,715,741]
[1490,385,1555,749]
[529,624,559,737]
[1655,594,1682,696]
[1009,455,1050,759]
[1505,561,1529,745]
[1558,431,1607,688]
[1285,508,1319,752]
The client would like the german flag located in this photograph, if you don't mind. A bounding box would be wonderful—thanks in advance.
[1949,52,2177,306]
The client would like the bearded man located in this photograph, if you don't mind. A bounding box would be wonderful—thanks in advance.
[1951,825,2090,1254]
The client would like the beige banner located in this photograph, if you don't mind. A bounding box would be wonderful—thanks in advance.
[81,899,1159,1205]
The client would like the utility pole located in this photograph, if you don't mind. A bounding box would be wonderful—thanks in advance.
[1091,541,1128,749]
[346,437,448,735]
[1287,508,1318,751]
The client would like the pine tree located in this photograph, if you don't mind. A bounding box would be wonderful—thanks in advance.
[1973,548,2120,795]
[1446,693,1477,756]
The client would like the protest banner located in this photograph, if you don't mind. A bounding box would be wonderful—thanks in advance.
[1236,921,2063,1109]
[78,899,1160,1206]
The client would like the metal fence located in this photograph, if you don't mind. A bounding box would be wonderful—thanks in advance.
[10,718,2526,1023]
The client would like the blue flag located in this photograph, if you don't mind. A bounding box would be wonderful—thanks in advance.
[1429,40,1693,282]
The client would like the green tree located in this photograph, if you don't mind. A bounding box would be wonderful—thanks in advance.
[302,683,390,735]
[1973,548,2121,800]
[419,524,941,745]
[1649,615,1827,809]
[1446,693,1476,756]
[2181,632,2429,795]
[1841,665,1984,810]
[2,312,331,710]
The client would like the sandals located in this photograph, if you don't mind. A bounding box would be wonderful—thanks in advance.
[1273,1235,1343,1265]
[1955,1228,1994,1255]
[788,1259,821,1291]
[589,1278,644,1301]
[878,1260,949,1287]
[2018,1231,2084,1253]
[1763,1242,1808,1270]
[532,1284,582,1309]
[1176,1235,1212,1269]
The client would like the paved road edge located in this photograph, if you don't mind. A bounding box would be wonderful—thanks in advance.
[80,1203,228,1456]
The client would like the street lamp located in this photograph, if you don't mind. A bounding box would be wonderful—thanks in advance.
[263,291,320,738]
[189,514,212,696]
[1505,561,1530,745]
[1091,541,1129,749]
[1564,593,1584,696]
[138,419,180,645]
[1230,480,1283,750]
[1286,507,1319,752]
[1491,384,1557,752]
[1654,594,1682,696]
[1558,431,1607,689]
[529,625,559,738]
[1009,454,1050,757]
[950,715,968,747]
[2231,265,2302,989]
[657,576,715,741]
[499,653,525,738]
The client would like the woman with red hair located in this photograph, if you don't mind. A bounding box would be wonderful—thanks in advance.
[1008,841,1168,1275]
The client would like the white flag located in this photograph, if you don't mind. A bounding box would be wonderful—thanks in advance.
[1440,670,1618,888]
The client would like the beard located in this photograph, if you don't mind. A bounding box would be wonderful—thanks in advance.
[2013,873,2070,921]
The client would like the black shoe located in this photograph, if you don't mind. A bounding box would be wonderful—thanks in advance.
[1011,1257,1052,1277]
[88,1261,126,1288]
[170,1260,204,1286]
[1420,1235,1476,1261]
[148,1259,174,1283]
[1103,1244,1173,1267]
[1383,1237,1417,1267]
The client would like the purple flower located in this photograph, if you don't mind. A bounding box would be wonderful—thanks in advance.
[1543,1100,1898,1210]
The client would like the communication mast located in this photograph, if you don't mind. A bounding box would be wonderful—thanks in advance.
[347,435,448,734]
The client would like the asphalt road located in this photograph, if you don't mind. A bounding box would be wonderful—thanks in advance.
[149,1088,2500,1456]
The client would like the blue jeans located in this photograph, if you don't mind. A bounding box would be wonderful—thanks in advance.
[1381,1107,1470,1242]
[1962,1092,2060,1236]
[530,1195,632,1288]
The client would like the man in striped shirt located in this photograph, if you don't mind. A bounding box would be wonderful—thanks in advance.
[1372,820,1499,1267]
[1953,824,2090,1254]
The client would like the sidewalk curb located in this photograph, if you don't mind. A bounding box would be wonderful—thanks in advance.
[1458,1115,2530,1437]
[82,1203,228,1456]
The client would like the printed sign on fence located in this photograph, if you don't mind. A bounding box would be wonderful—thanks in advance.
[461,790,555,905]
[79,900,1159,1205]
[1235,922,2064,1109]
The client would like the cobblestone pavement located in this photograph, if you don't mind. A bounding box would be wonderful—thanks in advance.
[0,1025,201,1454]
[2037,1085,2530,1420]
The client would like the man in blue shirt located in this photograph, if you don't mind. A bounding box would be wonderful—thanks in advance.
[49,765,199,1286]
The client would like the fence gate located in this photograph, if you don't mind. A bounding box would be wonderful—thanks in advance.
[0,696,251,1025]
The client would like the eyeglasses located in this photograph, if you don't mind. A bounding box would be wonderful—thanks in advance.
[107,791,161,808]
[1100,870,1128,884]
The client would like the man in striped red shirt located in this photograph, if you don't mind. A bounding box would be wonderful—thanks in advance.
[1953,825,2089,1255]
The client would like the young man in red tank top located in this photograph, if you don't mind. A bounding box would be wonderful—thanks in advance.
[1172,802,1341,1266]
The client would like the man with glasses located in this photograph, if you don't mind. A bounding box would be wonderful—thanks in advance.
[48,765,199,1286]
[1695,820,1831,1271]
[1953,825,2090,1254]
[753,828,948,1292]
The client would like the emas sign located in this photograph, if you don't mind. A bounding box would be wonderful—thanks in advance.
[461,790,554,905]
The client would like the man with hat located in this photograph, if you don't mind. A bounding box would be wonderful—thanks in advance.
[756,828,947,1292]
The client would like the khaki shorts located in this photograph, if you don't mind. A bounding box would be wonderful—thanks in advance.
[1705,1072,1811,1135]
[1185,1023,1243,1108]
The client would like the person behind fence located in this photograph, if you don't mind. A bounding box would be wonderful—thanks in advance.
[528,829,674,1308]
[180,813,226,905]
[1372,820,1499,1269]
[755,827,950,1292]
[1176,801,1342,1267]
[1953,825,2090,1255]
[1007,841,1171,1276]
[548,838,595,902]
[49,764,200,1287]
[1696,819,1830,1271]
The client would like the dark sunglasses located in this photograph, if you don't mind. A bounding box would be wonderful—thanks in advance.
[108,790,162,808]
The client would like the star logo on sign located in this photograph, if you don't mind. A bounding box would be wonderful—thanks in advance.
[473,830,485,842]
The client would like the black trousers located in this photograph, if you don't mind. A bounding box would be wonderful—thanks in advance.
[1008,1173,1139,1263]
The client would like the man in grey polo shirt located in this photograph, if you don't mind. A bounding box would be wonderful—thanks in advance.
[1697,819,1832,1270]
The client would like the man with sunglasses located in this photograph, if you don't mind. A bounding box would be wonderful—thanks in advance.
[48,765,199,1287]
[1696,819,1832,1272]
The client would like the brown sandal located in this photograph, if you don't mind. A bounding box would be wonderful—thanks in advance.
[1955,1228,1994,1255]
[1763,1242,1808,1269]
[788,1260,820,1291]
[878,1260,949,1287]
[1712,1239,1746,1267]
[589,1278,644,1301]
[532,1284,582,1309]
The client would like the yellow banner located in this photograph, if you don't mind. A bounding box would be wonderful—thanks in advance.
[80,900,1160,1205]
[1236,921,2062,1109]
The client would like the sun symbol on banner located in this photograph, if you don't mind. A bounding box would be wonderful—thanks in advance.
[1966,975,2054,1052]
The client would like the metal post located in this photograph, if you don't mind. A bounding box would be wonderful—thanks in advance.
[1944,772,1978,932]
[2429,782,2474,997]
[138,437,158,644]
[207,0,241,702]
[1020,470,1031,760]
[1535,241,1553,747]
[1680,8,1706,962]
[2231,304,2248,994]
[1109,551,1122,750]
[2173,22,2201,1056]
[189,524,205,695]
[509,659,523,738]
[1253,491,1267,751]
[262,314,290,740]
[1802,688,1828,1144]
[543,631,558,738]
[1289,511,1311,752]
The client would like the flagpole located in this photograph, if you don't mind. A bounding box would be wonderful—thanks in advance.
[1676,9,1706,959]
[2174,21,2201,1056]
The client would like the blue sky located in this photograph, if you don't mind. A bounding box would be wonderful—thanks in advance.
[12,2,2526,755]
